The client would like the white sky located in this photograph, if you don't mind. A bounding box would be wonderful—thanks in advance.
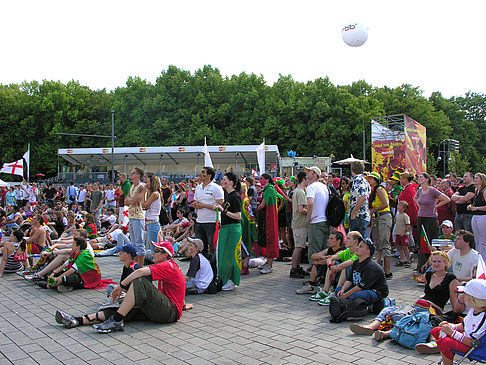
[1,0,485,98]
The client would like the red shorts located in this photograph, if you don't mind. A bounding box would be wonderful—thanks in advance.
[395,234,409,246]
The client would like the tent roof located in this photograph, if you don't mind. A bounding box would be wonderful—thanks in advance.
[58,145,281,167]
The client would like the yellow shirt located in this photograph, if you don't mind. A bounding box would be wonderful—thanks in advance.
[372,186,390,213]
[128,182,145,219]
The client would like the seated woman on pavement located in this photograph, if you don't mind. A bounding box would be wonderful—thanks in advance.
[163,208,189,236]
[54,241,186,333]
[0,230,29,277]
[299,231,361,306]
[349,250,463,341]
[295,231,344,296]
[83,213,98,239]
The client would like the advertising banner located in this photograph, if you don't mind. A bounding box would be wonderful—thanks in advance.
[404,116,427,174]
[371,140,406,181]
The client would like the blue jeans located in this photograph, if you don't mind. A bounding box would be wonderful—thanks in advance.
[186,278,205,294]
[349,218,369,238]
[335,286,379,304]
[129,219,145,256]
[97,233,131,256]
[454,213,473,232]
[145,221,160,262]
[373,304,428,322]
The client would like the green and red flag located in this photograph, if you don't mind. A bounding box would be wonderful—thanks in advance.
[67,249,107,289]
[262,183,279,258]
[419,225,431,254]
[241,195,257,255]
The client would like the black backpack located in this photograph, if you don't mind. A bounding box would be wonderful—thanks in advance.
[326,185,346,228]
[329,296,369,323]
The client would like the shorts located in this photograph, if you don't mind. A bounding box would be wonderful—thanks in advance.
[292,227,308,248]
[395,234,409,246]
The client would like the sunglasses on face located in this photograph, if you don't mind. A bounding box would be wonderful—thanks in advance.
[153,248,165,254]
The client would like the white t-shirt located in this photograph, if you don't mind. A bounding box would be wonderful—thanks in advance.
[464,308,486,340]
[109,229,123,243]
[77,189,87,203]
[189,253,214,290]
[306,181,329,224]
[105,189,116,206]
[447,248,481,280]
[194,182,224,223]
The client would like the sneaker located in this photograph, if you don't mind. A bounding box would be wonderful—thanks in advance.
[309,290,329,301]
[222,279,236,291]
[289,268,305,279]
[317,296,332,306]
[55,310,79,329]
[259,264,272,274]
[36,281,48,289]
[93,315,124,333]
[296,284,318,295]
[16,270,31,277]
[385,272,393,280]
[57,285,74,293]
[24,273,40,281]
[349,323,375,335]
[415,342,439,354]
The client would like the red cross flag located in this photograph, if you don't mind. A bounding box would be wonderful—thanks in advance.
[0,159,24,177]
[476,255,486,280]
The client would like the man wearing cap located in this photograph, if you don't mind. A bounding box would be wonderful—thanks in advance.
[192,167,224,258]
[336,238,389,305]
[184,238,214,294]
[388,169,404,214]
[305,166,330,265]
[349,161,371,238]
[56,241,185,332]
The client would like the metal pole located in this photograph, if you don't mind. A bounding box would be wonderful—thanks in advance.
[111,110,115,184]
[361,87,365,161]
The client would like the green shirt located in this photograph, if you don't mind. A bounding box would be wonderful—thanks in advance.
[337,248,358,262]
[120,179,131,197]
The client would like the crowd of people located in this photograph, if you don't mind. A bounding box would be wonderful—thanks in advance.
[0,165,485,362]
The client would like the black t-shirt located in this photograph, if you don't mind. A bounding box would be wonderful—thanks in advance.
[456,185,476,214]
[44,187,57,199]
[424,271,456,310]
[221,190,242,225]
[120,261,142,284]
[186,255,200,278]
[347,257,389,300]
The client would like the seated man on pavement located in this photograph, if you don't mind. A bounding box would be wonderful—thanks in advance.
[301,231,361,306]
[446,230,480,283]
[332,238,389,307]
[163,208,189,236]
[296,231,344,296]
[90,228,130,256]
[54,240,185,333]
[46,236,103,292]
[184,238,214,294]
[100,208,117,231]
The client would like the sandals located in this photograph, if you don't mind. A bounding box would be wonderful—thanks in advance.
[374,330,387,341]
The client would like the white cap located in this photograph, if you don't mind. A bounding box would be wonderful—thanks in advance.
[455,279,486,300]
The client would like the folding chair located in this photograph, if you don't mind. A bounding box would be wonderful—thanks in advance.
[438,332,486,364]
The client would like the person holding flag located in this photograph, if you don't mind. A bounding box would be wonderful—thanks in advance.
[215,172,242,290]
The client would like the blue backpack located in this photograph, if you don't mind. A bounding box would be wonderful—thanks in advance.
[389,311,433,349]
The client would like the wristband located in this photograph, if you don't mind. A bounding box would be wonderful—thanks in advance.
[452,330,464,343]
[120,283,128,291]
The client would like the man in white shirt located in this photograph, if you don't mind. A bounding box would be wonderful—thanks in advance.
[105,184,117,209]
[448,229,481,282]
[76,185,87,211]
[305,166,330,264]
[192,167,224,258]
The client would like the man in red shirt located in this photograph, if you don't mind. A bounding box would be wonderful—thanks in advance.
[54,241,186,333]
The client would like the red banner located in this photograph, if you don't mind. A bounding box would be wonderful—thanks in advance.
[404,116,427,175]
[371,140,406,181]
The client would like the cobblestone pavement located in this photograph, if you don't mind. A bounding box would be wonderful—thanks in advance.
[0,255,454,364]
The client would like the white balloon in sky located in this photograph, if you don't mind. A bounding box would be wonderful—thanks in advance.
[342,22,368,47]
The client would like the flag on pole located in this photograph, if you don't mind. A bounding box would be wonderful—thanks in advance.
[0,159,24,177]
[476,255,486,280]
[23,145,30,182]
[256,140,265,176]
[204,137,213,168]
[419,225,431,254]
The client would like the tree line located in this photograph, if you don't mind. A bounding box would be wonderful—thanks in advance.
[1,65,485,178]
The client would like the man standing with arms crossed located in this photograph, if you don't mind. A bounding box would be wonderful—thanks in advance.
[305,166,330,265]
[451,172,476,232]
[192,167,224,258]
[124,168,146,266]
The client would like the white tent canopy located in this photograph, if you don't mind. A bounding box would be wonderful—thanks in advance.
[58,145,281,176]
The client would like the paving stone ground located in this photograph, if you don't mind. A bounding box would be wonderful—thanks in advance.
[0,254,460,364]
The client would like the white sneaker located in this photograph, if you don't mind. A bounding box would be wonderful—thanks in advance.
[296,284,318,295]
[222,279,236,291]
[260,264,273,274]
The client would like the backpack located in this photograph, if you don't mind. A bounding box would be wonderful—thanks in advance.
[326,186,346,228]
[329,296,369,323]
[389,311,433,349]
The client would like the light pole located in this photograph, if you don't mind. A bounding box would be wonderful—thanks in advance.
[437,139,460,177]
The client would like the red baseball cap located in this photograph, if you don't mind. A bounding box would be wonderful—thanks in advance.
[151,241,174,257]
